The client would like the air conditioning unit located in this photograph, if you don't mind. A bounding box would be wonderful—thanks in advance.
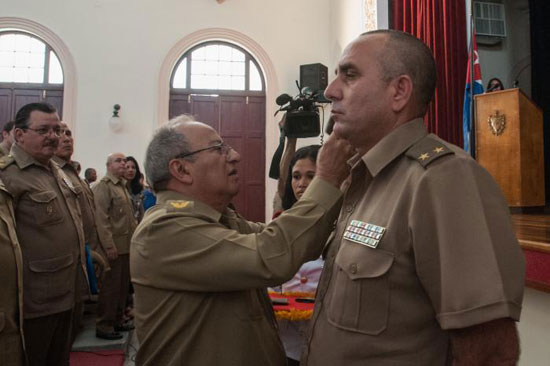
[474,1,507,38]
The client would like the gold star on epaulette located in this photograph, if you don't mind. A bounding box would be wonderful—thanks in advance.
[170,201,190,209]
[419,153,430,161]
[433,147,444,153]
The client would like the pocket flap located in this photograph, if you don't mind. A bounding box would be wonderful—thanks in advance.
[29,253,74,273]
[336,242,394,280]
[28,190,57,203]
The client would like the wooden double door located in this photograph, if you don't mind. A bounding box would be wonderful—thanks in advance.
[0,85,63,129]
[170,93,266,222]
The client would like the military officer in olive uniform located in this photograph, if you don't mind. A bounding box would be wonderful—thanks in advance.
[93,152,137,339]
[130,116,352,365]
[0,102,86,366]
[302,30,525,366]
[54,122,114,342]
[0,179,25,365]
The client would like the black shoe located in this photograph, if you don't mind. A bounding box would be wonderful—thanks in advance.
[96,330,123,340]
[114,322,135,332]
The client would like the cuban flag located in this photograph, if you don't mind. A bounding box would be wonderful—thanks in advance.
[462,31,483,155]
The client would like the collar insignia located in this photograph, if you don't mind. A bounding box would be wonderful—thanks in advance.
[170,200,190,209]
[343,220,386,248]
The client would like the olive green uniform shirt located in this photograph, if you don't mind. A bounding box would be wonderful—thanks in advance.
[0,180,25,366]
[93,173,136,255]
[131,177,342,366]
[0,143,86,319]
[303,119,525,365]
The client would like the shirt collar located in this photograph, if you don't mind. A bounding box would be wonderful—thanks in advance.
[11,143,52,170]
[156,190,223,222]
[360,118,427,177]
[105,172,125,185]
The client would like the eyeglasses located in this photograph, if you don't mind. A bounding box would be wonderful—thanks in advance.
[24,126,62,137]
[176,142,233,159]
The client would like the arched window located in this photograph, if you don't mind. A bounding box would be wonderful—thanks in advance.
[171,41,264,93]
[0,32,63,84]
[0,31,64,126]
[169,41,266,222]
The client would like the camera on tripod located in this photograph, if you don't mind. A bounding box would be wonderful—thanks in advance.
[275,63,330,138]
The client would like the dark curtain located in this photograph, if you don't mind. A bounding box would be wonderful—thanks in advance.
[529,0,550,204]
[391,0,467,147]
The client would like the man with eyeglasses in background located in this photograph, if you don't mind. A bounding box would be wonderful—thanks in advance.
[0,102,86,366]
[93,151,137,340]
[130,115,353,365]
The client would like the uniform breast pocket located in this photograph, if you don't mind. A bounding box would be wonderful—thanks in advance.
[28,253,74,304]
[326,242,394,335]
[28,190,64,226]
[110,196,124,219]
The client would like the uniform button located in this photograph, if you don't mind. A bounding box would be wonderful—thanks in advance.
[346,205,354,213]
[300,276,308,284]
[349,263,357,274]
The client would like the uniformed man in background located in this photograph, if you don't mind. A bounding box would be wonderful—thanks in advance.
[130,116,352,365]
[0,121,15,157]
[0,102,86,366]
[54,122,113,342]
[303,30,525,366]
[0,179,25,365]
[93,152,136,339]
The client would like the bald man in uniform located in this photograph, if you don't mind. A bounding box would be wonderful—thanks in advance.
[93,152,137,339]
[130,116,352,365]
[0,102,86,366]
[0,179,25,365]
[303,30,525,366]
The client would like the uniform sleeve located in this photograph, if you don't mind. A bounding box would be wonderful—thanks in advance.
[131,177,341,292]
[92,182,116,251]
[409,157,525,330]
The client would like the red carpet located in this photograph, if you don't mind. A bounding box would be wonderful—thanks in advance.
[70,350,124,366]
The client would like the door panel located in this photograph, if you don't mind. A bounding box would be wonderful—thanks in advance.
[177,93,266,222]
[169,94,191,119]
[44,90,64,119]
[0,90,12,131]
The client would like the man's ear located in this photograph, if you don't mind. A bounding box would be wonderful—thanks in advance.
[168,159,193,185]
[14,128,24,144]
[389,74,414,113]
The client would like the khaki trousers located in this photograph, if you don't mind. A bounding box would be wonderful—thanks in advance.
[24,309,73,366]
[96,254,130,332]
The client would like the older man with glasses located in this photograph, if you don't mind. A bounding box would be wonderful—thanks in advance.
[0,102,86,366]
[130,115,353,365]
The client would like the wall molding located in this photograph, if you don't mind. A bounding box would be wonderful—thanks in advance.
[0,17,77,131]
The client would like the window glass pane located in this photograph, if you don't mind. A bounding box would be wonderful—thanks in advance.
[205,45,219,60]
[172,57,187,88]
[14,35,30,52]
[192,47,205,60]
[231,48,245,62]
[48,51,63,84]
[219,61,232,75]
[219,45,232,61]
[191,74,206,89]
[0,51,14,67]
[192,60,206,75]
[0,34,15,52]
[219,75,231,90]
[249,61,262,91]
[29,37,45,54]
[205,60,218,75]
[231,61,245,76]
[0,67,13,81]
[231,76,245,90]
[0,33,47,83]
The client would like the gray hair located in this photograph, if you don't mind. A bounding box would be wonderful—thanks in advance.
[144,115,195,192]
[361,29,437,117]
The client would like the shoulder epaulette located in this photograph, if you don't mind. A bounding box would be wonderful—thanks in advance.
[405,136,454,168]
[166,200,194,213]
[0,155,15,170]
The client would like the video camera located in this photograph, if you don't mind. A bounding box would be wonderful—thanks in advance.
[275,81,330,138]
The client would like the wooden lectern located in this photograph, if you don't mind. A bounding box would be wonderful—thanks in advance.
[475,88,544,207]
